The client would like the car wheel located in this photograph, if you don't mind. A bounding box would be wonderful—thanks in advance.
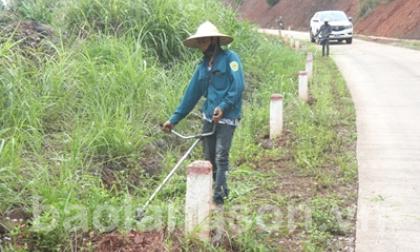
[346,38,353,44]
[310,29,315,43]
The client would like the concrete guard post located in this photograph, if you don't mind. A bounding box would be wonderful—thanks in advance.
[298,71,308,102]
[290,36,294,48]
[307,52,313,61]
[306,59,313,78]
[270,94,283,139]
[302,42,307,53]
[185,160,212,242]
[278,29,282,37]
[295,40,300,51]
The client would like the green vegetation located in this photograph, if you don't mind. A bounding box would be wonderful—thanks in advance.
[0,0,357,251]
[265,0,280,6]
[356,36,420,51]
[393,40,420,51]
[357,0,382,20]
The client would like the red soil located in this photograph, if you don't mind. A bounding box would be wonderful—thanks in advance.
[222,0,420,40]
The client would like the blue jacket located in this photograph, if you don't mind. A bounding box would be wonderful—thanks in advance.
[317,23,332,38]
[169,48,245,125]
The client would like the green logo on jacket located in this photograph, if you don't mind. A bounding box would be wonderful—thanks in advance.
[230,61,239,72]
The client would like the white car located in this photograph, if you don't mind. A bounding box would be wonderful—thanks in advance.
[310,10,353,44]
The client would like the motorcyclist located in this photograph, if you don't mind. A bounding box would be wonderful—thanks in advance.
[276,16,284,30]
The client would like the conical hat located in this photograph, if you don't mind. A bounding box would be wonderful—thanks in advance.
[183,21,234,48]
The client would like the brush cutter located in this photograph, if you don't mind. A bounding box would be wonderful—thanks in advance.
[135,122,217,221]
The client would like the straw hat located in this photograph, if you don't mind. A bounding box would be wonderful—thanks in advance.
[183,21,234,48]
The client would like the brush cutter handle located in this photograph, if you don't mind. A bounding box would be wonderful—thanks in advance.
[161,122,217,139]
[135,136,202,221]
[136,121,217,221]
[136,122,216,221]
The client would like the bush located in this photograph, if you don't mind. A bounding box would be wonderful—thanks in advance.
[266,0,280,6]
[357,0,381,20]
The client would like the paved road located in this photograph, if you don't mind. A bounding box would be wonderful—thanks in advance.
[263,29,420,251]
[332,36,420,252]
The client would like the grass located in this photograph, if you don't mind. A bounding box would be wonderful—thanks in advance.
[357,0,400,21]
[357,36,420,51]
[357,0,382,20]
[393,40,420,51]
[0,0,357,251]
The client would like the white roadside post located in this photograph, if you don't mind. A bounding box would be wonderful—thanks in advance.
[278,29,282,38]
[306,59,313,78]
[270,94,283,139]
[307,52,313,61]
[290,36,294,48]
[295,40,300,51]
[185,160,212,242]
[298,71,308,102]
[302,42,307,53]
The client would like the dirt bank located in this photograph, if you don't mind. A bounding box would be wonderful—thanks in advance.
[355,0,420,39]
[222,0,420,40]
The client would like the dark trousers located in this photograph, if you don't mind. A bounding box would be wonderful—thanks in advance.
[202,120,236,206]
[321,38,330,56]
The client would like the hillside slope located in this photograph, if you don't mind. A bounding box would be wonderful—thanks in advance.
[355,0,420,39]
[222,0,420,40]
